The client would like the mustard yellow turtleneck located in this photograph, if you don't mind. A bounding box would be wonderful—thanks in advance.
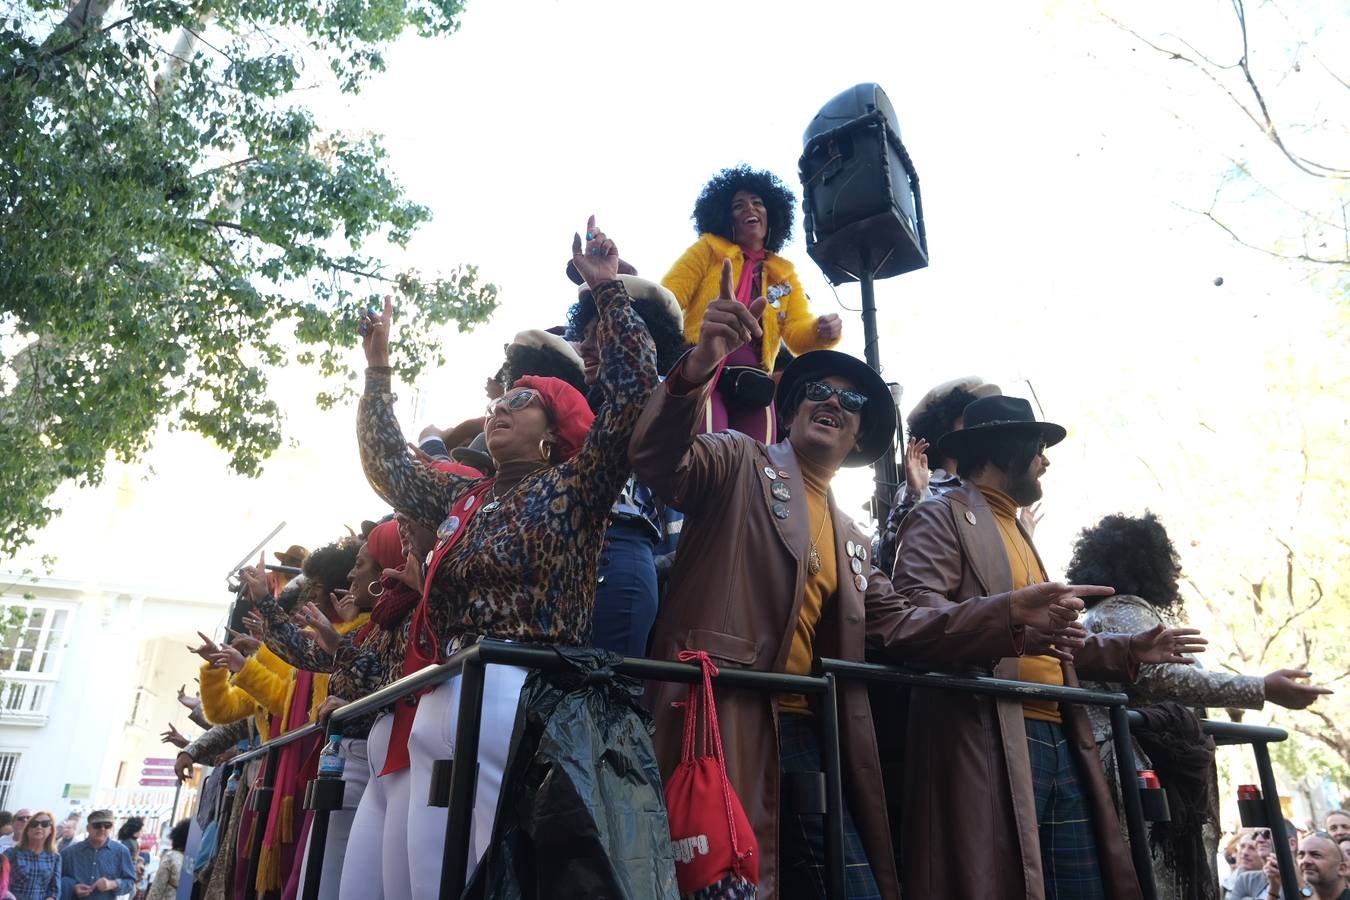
[781,456,837,715]
[977,485,1063,723]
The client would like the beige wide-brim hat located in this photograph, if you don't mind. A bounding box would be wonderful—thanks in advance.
[905,376,1001,430]
[578,275,682,329]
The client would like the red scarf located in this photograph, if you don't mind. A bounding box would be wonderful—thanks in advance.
[380,479,495,776]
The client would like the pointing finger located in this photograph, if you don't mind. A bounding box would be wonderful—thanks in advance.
[718,258,734,300]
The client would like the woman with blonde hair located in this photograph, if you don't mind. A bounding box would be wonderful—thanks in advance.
[3,810,59,900]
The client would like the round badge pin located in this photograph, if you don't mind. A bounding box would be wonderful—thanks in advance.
[464,495,476,511]
[771,481,791,501]
[763,466,777,480]
[772,502,790,520]
[853,573,867,591]
[965,510,978,526]
[851,557,864,575]
[846,540,857,558]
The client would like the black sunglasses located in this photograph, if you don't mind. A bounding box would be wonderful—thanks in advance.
[804,381,867,413]
[29,820,52,829]
[89,822,113,830]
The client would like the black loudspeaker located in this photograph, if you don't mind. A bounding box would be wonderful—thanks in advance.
[799,83,927,285]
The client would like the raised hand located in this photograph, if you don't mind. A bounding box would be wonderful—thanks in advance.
[174,751,195,782]
[242,608,267,638]
[239,553,269,602]
[386,551,424,596]
[815,313,842,342]
[177,684,201,711]
[1263,669,1333,709]
[1129,624,1207,664]
[297,602,340,656]
[903,437,930,495]
[686,259,766,382]
[188,631,220,663]
[225,627,261,657]
[333,590,359,623]
[210,643,247,673]
[1019,502,1044,537]
[161,723,189,749]
[1008,582,1112,635]
[360,295,393,368]
[570,215,620,289]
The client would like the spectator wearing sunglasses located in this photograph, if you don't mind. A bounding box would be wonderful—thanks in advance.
[0,812,27,853]
[59,810,134,900]
[354,219,658,897]
[1228,820,1303,900]
[630,273,1090,900]
[4,810,59,900]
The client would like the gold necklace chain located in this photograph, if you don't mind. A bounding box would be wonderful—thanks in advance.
[807,504,830,576]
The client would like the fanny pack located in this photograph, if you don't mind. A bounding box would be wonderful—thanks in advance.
[716,366,775,409]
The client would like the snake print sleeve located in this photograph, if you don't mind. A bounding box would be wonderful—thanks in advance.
[1086,595,1265,710]
[357,367,478,531]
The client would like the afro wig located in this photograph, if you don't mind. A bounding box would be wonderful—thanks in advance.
[1065,512,1182,610]
[567,281,690,377]
[692,164,797,254]
[503,331,588,395]
[302,536,361,597]
[909,386,980,450]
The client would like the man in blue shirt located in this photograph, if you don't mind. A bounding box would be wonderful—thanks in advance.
[59,809,134,899]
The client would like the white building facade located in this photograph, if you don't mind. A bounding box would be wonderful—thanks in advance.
[0,574,224,829]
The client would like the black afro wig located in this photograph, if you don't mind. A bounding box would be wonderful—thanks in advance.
[909,387,980,450]
[692,164,796,254]
[1065,512,1182,611]
[504,342,587,395]
[566,294,690,377]
[302,536,360,597]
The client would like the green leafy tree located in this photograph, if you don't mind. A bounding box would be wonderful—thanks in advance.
[0,0,498,556]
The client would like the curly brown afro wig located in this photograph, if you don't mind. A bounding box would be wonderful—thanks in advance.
[1065,512,1182,610]
[692,164,796,253]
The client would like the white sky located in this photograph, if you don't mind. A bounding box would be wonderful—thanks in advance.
[10,0,1347,618]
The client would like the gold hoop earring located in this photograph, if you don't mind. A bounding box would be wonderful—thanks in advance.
[538,439,553,463]
[368,580,385,598]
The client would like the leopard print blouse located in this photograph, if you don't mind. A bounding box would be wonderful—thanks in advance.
[357,279,657,649]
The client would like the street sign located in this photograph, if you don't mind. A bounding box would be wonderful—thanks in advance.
[139,778,178,787]
[143,757,176,766]
[142,768,176,777]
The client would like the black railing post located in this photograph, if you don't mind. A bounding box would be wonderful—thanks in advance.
[820,673,846,900]
[1109,705,1157,900]
[1253,741,1299,895]
[440,653,487,900]
[242,746,279,900]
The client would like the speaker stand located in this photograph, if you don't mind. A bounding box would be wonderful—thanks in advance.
[858,251,900,529]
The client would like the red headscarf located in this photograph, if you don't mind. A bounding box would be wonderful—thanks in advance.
[363,520,420,630]
[364,519,404,570]
[511,375,595,462]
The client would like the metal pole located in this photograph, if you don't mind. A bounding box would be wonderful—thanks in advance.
[1109,705,1157,900]
[242,748,279,900]
[1253,742,1298,895]
[439,657,487,900]
[857,253,899,521]
[820,674,846,900]
[300,806,330,900]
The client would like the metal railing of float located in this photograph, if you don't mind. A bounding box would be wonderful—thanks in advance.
[217,641,1290,900]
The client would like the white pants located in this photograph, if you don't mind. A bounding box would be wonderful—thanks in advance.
[339,715,411,900]
[406,665,527,900]
[297,736,369,900]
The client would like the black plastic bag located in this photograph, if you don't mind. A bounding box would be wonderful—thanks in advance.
[464,647,679,900]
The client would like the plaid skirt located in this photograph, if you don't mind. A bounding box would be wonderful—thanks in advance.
[778,713,881,900]
[1026,719,1106,900]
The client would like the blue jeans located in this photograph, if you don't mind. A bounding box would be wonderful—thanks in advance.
[590,520,659,656]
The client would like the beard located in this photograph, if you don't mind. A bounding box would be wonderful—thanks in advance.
[1006,464,1043,507]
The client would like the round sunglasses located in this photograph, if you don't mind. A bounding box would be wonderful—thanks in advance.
[485,388,542,419]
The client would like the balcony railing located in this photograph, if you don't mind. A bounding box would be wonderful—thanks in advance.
[0,674,56,725]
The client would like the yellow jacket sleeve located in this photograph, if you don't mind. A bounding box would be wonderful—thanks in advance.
[199,663,258,725]
[662,238,714,332]
[775,260,839,354]
[231,650,292,718]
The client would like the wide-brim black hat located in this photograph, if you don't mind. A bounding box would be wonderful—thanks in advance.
[450,432,494,475]
[775,350,896,467]
[936,395,1066,458]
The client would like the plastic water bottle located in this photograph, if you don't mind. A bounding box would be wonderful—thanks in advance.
[224,741,247,798]
[318,734,345,779]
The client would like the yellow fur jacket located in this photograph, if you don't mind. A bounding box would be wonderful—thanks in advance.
[198,615,369,735]
[661,233,839,367]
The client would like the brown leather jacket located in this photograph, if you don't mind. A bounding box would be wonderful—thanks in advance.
[630,370,1028,900]
[891,481,1144,900]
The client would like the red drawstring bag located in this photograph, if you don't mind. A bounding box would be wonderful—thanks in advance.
[664,650,758,899]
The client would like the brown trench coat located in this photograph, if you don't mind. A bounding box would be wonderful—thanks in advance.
[630,373,1028,900]
[891,481,1144,900]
